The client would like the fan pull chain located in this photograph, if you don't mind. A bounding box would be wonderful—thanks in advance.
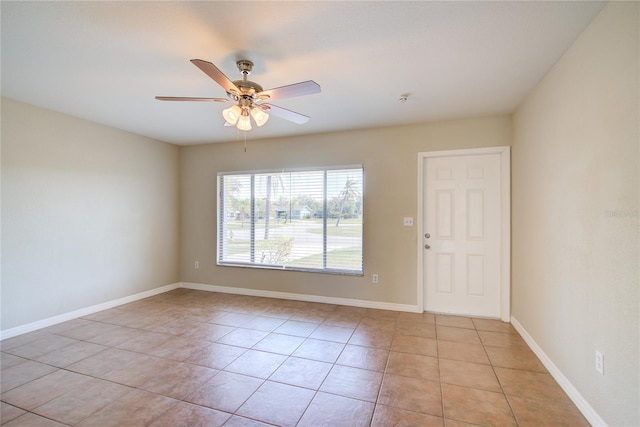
[233,127,247,152]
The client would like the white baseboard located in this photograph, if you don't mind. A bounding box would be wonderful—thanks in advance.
[511,316,607,427]
[180,282,421,313]
[0,283,180,341]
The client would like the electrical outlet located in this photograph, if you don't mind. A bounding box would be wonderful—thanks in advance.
[194,261,199,269]
[372,274,379,284]
[595,350,604,375]
[403,217,414,227]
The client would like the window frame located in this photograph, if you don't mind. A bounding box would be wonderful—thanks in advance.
[217,165,364,276]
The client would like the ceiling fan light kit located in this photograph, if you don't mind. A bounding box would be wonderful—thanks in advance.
[156,58,320,133]
[222,105,242,124]
[251,106,269,126]
[237,110,252,131]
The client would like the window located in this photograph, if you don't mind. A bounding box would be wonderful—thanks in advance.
[218,166,363,275]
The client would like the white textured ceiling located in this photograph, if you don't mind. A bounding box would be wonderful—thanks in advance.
[1,1,605,145]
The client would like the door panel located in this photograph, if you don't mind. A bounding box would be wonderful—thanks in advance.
[436,190,454,239]
[436,253,454,293]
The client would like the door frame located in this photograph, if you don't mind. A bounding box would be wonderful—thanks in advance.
[417,146,511,321]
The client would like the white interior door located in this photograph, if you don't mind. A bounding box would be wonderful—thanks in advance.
[421,149,509,319]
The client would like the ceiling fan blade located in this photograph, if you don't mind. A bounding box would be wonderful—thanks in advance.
[261,103,310,124]
[191,59,240,95]
[257,81,320,101]
[155,96,229,102]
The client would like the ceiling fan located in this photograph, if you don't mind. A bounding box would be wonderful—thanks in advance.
[156,59,321,131]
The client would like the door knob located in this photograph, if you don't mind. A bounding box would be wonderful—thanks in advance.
[425,233,431,239]
[425,244,430,249]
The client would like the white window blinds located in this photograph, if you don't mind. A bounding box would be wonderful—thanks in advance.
[218,166,363,275]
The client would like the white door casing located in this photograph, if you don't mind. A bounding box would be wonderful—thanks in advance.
[417,147,510,320]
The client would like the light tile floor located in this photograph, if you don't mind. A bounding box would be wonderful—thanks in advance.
[0,289,590,426]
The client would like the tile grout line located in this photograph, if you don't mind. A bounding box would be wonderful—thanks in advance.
[483,345,522,427]
[434,321,448,426]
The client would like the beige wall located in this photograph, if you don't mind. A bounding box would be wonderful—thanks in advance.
[1,98,180,331]
[180,116,511,306]
[512,2,639,425]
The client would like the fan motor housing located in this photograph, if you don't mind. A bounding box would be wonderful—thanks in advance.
[231,80,264,97]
